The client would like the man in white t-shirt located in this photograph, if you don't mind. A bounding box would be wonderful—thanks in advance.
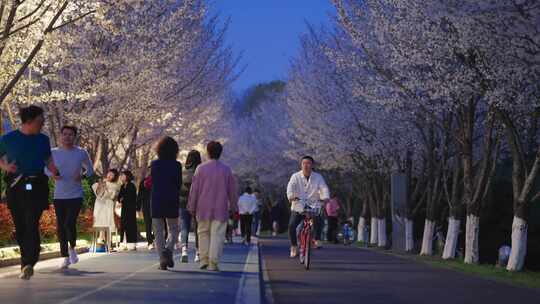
[47,126,94,269]
[238,187,258,245]
[286,156,329,258]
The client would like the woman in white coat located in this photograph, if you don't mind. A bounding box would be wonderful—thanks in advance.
[92,169,121,244]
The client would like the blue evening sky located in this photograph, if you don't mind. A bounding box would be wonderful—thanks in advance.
[212,0,335,93]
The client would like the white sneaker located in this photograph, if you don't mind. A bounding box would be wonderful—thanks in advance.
[181,246,188,263]
[128,243,137,251]
[194,252,200,263]
[290,246,298,258]
[148,243,154,251]
[60,257,71,269]
[69,248,79,265]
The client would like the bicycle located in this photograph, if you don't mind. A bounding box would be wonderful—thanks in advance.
[296,199,323,270]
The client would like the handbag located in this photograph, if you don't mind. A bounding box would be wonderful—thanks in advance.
[114,202,122,217]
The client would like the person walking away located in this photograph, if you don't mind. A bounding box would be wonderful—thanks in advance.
[271,198,283,236]
[188,141,238,271]
[92,169,121,248]
[179,150,202,263]
[118,170,138,251]
[286,156,330,258]
[47,125,94,269]
[151,137,182,270]
[137,171,154,250]
[238,187,258,245]
[252,189,263,236]
[325,195,341,244]
[0,105,60,280]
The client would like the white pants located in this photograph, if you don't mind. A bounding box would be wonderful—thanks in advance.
[197,220,227,265]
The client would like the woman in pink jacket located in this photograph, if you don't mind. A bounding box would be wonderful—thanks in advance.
[188,141,238,271]
[325,195,341,244]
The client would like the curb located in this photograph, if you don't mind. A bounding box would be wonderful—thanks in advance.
[0,247,92,279]
[234,237,263,304]
[259,241,275,304]
[0,246,89,268]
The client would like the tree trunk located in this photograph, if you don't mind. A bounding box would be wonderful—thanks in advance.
[357,216,367,243]
[420,219,435,255]
[405,217,414,252]
[464,214,480,264]
[377,217,387,247]
[442,217,460,259]
[370,217,378,245]
[98,137,110,175]
[507,216,528,271]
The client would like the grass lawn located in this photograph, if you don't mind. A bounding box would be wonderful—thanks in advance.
[356,242,540,289]
[415,255,540,289]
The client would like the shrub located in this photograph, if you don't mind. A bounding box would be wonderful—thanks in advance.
[0,204,96,246]
[40,206,58,240]
[0,204,15,246]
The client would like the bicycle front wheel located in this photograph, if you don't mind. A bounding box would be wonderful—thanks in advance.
[305,230,312,270]
[299,228,307,265]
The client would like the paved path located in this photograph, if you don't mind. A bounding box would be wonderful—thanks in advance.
[260,237,540,304]
[0,239,258,304]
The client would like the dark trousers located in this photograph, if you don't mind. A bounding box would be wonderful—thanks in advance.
[179,208,198,249]
[240,214,253,243]
[53,199,83,257]
[9,204,43,268]
[314,215,323,241]
[142,203,154,245]
[7,176,49,268]
[252,210,261,235]
[120,208,137,243]
[288,212,303,247]
[289,212,323,246]
[327,216,339,243]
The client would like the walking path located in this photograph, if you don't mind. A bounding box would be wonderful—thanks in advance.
[0,237,260,304]
[259,237,540,304]
[3,235,540,304]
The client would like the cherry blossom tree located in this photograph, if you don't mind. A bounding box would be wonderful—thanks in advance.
[0,0,96,106]
[6,0,239,179]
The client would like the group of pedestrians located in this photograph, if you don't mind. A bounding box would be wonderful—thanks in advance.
[0,106,88,279]
[0,105,241,279]
[0,105,344,281]
[92,168,140,252]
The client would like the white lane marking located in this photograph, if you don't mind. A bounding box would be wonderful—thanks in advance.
[234,237,261,304]
[57,260,160,304]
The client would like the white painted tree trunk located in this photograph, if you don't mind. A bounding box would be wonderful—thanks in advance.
[507,216,528,271]
[405,218,414,252]
[442,217,460,260]
[377,218,387,247]
[420,220,435,256]
[370,217,378,245]
[357,217,367,243]
[464,214,480,264]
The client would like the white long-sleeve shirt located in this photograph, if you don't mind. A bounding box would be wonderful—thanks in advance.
[238,193,258,215]
[286,171,330,212]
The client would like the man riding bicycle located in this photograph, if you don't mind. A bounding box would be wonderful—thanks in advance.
[286,156,329,258]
